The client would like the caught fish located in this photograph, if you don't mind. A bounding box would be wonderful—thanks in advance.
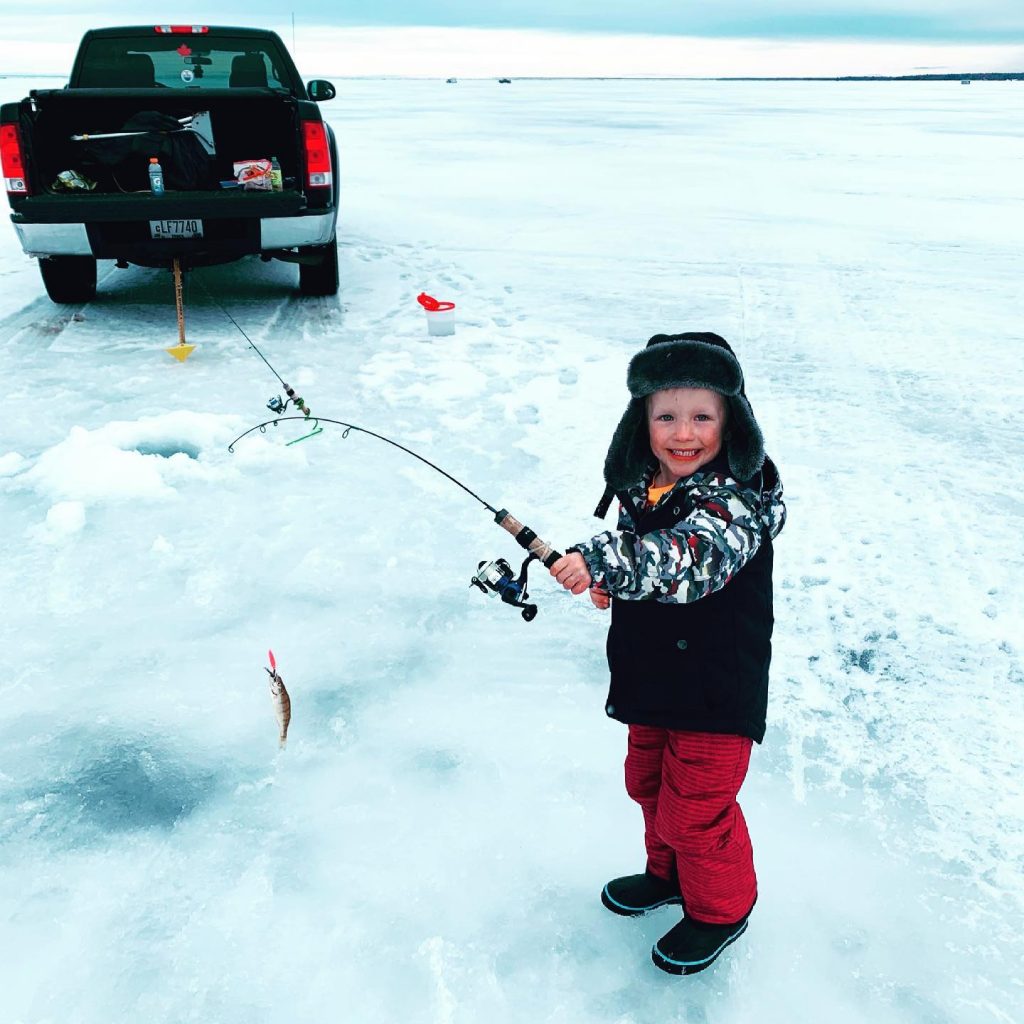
[266,649,291,749]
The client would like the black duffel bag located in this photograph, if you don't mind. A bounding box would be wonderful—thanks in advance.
[82,110,216,192]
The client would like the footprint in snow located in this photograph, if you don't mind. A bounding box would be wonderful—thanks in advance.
[800,576,829,588]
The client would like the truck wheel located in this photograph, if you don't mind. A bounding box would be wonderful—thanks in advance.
[39,256,97,304]
[298,239,339,297]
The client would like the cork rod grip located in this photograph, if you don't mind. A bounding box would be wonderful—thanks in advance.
[495,510,563,568]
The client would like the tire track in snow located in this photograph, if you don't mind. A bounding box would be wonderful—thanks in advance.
[0,261,122,347]
[765,257,1024,977]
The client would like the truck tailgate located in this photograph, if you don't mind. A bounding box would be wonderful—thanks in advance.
[11,189,306,223]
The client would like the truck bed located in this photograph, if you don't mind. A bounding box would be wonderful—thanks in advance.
[23,88,301,198]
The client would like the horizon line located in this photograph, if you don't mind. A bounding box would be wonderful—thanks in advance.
[2,71,1022,80]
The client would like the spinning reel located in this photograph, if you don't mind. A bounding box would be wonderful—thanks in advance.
[470,555,539,621]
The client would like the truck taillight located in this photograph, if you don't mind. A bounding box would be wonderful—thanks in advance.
[302,121,332,189]
[154,25,209,33]
[1,123,29,195]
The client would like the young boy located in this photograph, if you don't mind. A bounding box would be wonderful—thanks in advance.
[550,331,785,976]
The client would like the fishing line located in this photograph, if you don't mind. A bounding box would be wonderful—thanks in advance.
[193,273,288,387]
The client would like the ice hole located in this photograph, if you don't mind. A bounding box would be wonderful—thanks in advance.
[133,441,201,460]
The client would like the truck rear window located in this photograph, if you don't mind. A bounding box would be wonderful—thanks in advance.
[77,35,293,90]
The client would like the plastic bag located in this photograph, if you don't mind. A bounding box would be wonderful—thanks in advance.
[233,158,272,191]
[53,169,97,191]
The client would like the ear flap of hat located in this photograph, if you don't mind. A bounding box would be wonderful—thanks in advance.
[604,397,655,492]
[722,393,765,482]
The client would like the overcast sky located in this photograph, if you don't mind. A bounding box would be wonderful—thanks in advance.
[1,2,1022,77]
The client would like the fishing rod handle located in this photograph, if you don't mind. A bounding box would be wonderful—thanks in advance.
[282,383,311,417]
[494,510,563,568]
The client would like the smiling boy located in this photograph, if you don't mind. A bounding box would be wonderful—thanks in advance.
[648,386,728,481]
[550,332,786,976]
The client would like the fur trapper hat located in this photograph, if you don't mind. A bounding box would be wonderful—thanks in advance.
[604,332,766,489]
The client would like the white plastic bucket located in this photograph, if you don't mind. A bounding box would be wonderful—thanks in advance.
[424,304,456,336]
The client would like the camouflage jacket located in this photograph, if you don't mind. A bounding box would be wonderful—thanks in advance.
[574,456,786,603]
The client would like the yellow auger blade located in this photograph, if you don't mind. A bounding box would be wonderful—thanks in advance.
[165,342,196,362]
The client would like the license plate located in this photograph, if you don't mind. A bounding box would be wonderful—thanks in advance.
[150,219,204,239]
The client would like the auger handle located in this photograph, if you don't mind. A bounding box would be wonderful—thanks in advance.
[494,510,563,568]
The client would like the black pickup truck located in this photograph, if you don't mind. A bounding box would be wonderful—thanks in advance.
[0,25,340,302]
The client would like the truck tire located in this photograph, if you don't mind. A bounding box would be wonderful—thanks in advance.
[39,256,97,304]
[298,239,339,297]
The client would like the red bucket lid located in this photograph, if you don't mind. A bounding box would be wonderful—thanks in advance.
[417,292,455,312]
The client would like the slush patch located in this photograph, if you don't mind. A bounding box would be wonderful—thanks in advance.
[6,737,218,845]
[61,742,215,833]
[411,748,462,777]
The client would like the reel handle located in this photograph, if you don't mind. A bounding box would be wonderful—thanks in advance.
[494,510,562,568]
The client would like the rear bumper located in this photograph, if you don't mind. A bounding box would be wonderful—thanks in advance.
[15,221,93,256]
[14,211,335,260]
[261,211,335,248]
[10,190,336,260]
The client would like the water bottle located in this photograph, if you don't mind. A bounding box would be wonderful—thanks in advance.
[148,157,164,195]
[270,156,283,192]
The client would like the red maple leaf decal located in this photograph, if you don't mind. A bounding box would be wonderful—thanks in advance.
[177,44,192,56]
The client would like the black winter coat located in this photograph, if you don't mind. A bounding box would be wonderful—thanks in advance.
[588,459,783,743]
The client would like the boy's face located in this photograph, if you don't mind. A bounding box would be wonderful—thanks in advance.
[647,387,727,483]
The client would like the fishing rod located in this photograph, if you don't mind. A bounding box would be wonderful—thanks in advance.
[228,413,561,620]
[208,280,563,621]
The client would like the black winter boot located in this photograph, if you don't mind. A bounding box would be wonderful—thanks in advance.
[601,870,684,917]
[651,913,749,975]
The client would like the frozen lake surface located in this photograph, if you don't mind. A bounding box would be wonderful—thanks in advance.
[1,78,1022,1023]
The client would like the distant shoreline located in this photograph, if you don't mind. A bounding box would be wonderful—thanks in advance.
[457,72,1024,82]
[714,72,1023,82]
[1,71,1021,82]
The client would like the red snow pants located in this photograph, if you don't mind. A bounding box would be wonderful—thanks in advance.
[624,724,756,924]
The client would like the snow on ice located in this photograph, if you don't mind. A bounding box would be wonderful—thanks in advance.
[0,77,1022,1023]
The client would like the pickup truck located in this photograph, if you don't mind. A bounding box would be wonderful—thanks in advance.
[0,24,340,302]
